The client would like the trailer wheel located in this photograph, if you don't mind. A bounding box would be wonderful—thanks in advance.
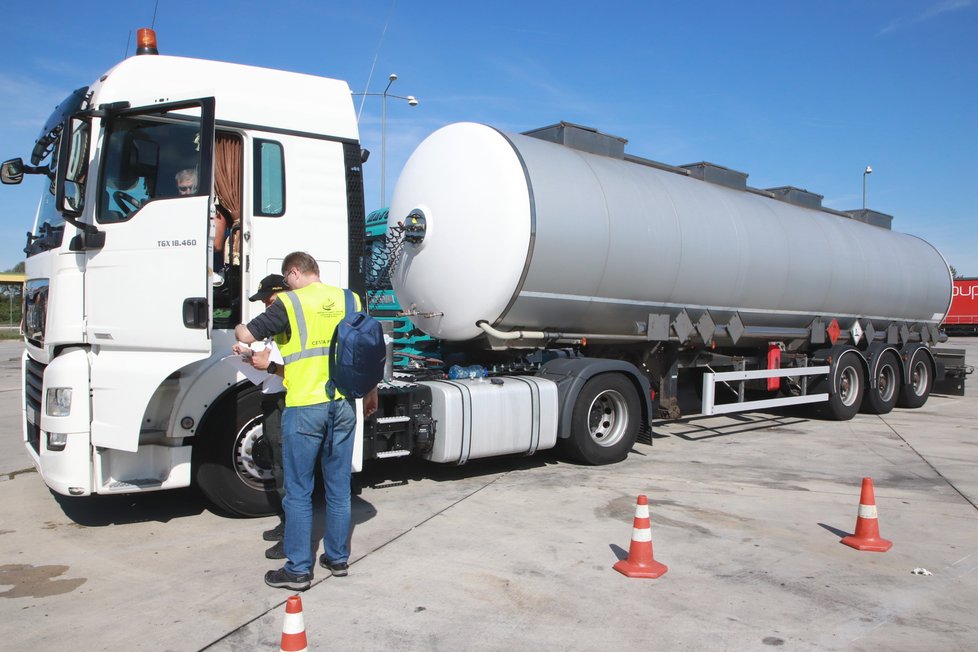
[823,352,865,421]
[193,385,278,517]
[897,351,933,409]
[861,351,900,415]
[562,373,640,465]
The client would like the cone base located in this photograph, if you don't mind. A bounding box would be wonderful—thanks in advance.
[840,535,893,552]
[613,559,668,578]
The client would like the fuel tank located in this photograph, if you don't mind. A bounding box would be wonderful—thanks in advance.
[389,122,952,342]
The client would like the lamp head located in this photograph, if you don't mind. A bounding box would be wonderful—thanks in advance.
[407,96,419,106]
[389,73,398,81]
[864,165,873,175]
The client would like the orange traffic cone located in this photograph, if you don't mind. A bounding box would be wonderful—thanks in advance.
[613,494,668,578]
[279,595,308,652]
[840,477,893,552]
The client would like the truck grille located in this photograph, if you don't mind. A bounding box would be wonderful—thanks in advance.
[24,357,45,454]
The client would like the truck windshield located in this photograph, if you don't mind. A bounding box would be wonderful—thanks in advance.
[25,86,89,257]
[26,129,66,257]
[98,114,203,223]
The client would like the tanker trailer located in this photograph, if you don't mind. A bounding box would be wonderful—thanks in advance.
[376,121,956,465]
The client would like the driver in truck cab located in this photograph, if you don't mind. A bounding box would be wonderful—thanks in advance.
[176,167,229,274]
[175,168,197,195]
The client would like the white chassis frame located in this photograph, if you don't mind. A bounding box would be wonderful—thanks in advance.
[701,366,831,416]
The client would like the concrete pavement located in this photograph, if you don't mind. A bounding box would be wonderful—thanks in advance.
[0,340,29,479]
[0,338,975,651]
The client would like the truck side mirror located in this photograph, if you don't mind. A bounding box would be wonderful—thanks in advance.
[61,180,85,214]
[55,117,91,218]
[1,158,24,185]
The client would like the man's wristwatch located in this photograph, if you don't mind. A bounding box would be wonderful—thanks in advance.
[267,361,279,375]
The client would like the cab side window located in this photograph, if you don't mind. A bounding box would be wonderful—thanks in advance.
[254,139,285,217]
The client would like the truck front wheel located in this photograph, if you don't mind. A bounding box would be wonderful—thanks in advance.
[193,385,279,517]
[562,373,640,465]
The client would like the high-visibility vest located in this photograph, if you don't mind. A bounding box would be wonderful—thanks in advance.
[277,283,358,407]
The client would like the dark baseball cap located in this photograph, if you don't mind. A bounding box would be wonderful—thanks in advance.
[249,274,289,301]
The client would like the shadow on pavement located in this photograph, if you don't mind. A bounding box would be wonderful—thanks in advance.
[52,486,206,526]
[357,448,562,489]
[817,522,851,539]
[664,412,809,442]
[609,543,628,561]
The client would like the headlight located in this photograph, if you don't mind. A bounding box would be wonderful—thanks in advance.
[46,387,73,417]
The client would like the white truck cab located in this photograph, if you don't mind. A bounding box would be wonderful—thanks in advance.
[6,34,368,515]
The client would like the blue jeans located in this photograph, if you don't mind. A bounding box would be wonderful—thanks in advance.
[280,399,356,576]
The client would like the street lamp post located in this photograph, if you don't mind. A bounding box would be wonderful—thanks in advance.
[380,74,418,208]
[381,74,394,209]
[862,165,873,209]
[352,76,419,207]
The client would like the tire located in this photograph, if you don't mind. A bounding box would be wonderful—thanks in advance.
[861,351,900,415]
[897,350,933,409]
[193,385,278,517]
[561,373,640,465]
[821,351,865,421]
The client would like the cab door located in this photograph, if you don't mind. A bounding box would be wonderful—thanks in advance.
[244,135,360,298]
[83,98,216,451]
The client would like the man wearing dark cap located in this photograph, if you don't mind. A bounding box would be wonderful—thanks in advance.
[233,274,290,557]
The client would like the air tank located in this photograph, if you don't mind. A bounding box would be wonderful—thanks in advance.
[389,122,952,343]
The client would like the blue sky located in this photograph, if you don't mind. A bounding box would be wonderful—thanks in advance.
[1,1,976,274]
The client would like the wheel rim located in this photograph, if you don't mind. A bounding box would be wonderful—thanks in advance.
[911,360,929,397]
[839,365,860,407]
[587,389,629,448]
[233,416,273,489]
[877,363,897,402]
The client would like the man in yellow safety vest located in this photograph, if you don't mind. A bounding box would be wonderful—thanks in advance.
[234,251,376,591]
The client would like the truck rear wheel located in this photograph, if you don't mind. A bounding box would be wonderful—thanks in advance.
[193,385,279,517]
[562,373,640,465]
[861,351,900,415]
[897,351,933,409]
[822,351,865,421]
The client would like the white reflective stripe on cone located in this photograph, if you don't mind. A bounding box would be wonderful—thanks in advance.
[858,504,878,519]
[635,504,649,519]
[282,613,305,635]
[632,528,652,542]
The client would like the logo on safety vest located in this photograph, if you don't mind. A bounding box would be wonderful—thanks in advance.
[317,299,343,318]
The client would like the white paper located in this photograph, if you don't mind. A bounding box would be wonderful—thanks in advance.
[225,340,286,391]
[224,353,270,385]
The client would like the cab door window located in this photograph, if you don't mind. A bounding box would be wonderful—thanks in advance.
[98,109,204,223]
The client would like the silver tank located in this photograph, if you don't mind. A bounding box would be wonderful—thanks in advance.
[389,122,952,342]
